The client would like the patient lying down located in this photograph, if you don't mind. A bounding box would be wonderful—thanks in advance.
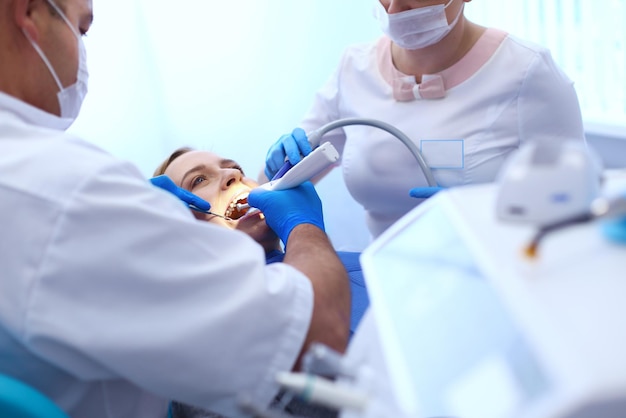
[153,148,369,418]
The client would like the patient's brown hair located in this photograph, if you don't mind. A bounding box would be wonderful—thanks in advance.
[153,147,193,177]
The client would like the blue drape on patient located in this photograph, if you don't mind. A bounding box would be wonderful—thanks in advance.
[265,250,369,337]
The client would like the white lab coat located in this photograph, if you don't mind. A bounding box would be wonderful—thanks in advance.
[300,29,586,238]
[0,92,313,418]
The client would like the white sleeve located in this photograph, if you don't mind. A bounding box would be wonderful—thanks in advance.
[24,162,313,418]
[300,50,349,156]
[517,49,586,145]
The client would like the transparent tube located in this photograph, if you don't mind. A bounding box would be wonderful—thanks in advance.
[306,117,437,187]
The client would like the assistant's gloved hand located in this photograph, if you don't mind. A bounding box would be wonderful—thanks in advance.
[248,181,324,245]
[601,217,626,244]
[265,127,312,180]
[409,186,445,199]
[150,175,211,212]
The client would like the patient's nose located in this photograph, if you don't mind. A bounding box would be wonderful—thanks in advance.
[222,168,243,189]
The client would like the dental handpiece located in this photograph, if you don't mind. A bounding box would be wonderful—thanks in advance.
[238,141,340,212]
[271,118,436,188]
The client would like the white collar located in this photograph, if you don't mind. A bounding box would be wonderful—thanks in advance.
[0,92,73,131]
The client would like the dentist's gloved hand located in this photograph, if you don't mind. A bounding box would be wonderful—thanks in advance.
[409,186,445,199]
[150,174,211,212]
[248,181,324,245]
[265,128,312,180]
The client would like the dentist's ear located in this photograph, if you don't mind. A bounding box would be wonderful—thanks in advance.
[14,0,42,42]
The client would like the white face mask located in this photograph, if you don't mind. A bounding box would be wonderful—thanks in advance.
[375,0,464,50]
[23,0,88,122]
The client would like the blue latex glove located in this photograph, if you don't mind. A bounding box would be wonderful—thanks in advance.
[265,127,312,180]
[248,181,324,245]
[150,175,211,212]
[409,186,445,199]
[601,217,626,244]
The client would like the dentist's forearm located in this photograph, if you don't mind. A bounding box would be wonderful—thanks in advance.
[284,224,351,370]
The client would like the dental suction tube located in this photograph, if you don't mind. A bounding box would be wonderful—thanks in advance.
[306,117,437,187]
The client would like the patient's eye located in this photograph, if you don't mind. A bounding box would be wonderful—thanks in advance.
[190,175,207,188]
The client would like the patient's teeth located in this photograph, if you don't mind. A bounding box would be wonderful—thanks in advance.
[224,192,250,220]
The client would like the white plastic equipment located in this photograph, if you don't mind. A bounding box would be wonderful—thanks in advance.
[495,141,602,226]
[342,175,626,418]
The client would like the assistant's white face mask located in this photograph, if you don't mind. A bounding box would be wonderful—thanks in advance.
[23,0,88,123]
[375,0,464,50]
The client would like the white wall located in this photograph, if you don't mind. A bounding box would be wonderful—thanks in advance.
[68,0,381,178]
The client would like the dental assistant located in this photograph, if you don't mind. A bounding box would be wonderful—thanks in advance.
[0,1,350,417]
[264,0,586,238]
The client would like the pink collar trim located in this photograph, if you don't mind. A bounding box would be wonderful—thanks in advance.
[377,28,508,101]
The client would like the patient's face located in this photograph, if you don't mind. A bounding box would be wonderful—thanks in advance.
[163,150,277,245]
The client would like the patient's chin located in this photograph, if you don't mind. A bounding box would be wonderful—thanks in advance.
[236,212,277,244]
[201,212,233,229]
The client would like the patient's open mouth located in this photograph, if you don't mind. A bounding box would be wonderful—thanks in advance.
[224,192,250,220]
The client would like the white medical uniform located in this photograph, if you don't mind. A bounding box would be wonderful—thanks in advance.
[300,29,586,238]
[0,92,313,418]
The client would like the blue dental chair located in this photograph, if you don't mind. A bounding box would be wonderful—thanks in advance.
[0,374,69,418]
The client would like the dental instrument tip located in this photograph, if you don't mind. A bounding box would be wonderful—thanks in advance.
[188,204,233,221]
[236,203,250,211]
[207,212,233,221]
